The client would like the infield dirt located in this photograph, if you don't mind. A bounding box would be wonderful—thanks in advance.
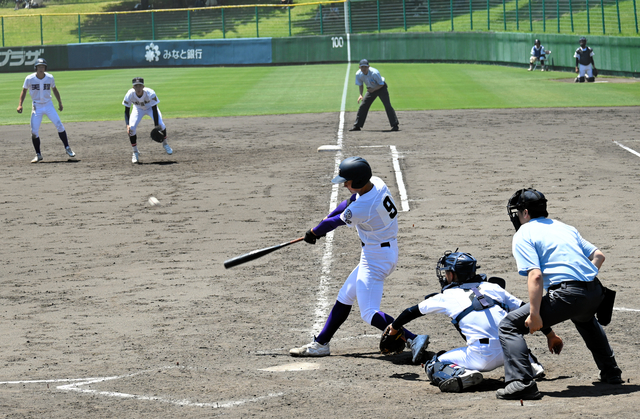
[1,107,639,418]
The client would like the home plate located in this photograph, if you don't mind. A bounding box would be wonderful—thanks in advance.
[258,362,320,372]
[317,145,341,152]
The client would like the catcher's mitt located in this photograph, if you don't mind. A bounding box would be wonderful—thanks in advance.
[380,325,406,355]
[592,68,598,77]
[150,127,165,143]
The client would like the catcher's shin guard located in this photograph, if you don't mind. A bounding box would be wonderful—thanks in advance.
[587,77,595,82]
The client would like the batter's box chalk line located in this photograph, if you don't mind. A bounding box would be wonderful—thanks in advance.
[0,365,284,409]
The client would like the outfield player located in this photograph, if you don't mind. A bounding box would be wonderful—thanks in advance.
[349,59,399,132]
[17,58,76,163]
[385,250,546,392]
[574,37,597,82]
[123,77,173,164]
[497,189,622,400]
[290,156,416,356]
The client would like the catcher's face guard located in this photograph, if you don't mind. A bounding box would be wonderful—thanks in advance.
[436,250,479,289]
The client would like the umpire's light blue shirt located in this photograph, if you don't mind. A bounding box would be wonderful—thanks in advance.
[355,67,385,89]
[512,218,599,290]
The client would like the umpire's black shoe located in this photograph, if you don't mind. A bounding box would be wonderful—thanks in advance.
[599,368,623,384]
[349,126,361,131]
[391,125,399,131]
[496,380,542,400]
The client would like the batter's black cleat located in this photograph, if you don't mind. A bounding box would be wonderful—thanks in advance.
[349,126,361,131]
[496,380,542,400]
[391,125,399,131]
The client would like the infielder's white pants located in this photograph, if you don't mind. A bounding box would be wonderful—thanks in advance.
[128,106,165,136]
[578,63,594,78]
[336,241,398,324]
[31,101,65,137]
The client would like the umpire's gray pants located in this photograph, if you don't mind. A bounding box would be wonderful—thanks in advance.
[499,280,619,383]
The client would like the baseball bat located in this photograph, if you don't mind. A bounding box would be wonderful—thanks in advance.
[224,237,304,269]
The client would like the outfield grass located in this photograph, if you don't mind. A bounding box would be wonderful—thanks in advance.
[2,63,639,126]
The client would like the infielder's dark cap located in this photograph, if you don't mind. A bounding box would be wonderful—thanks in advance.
[132,77,144,85]
[359,59,369,67]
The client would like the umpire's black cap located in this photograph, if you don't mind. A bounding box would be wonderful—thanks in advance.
[132,77,144,86]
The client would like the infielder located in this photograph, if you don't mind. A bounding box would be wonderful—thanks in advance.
[17,58,76,163]
[290,156,416,356]
[497,189,622,400]
[122,77,173,164]
[385,250,545,392]
[574,37,597,83]
[349,59,399,132]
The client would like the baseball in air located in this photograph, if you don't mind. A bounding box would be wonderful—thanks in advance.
[148,197,160,206]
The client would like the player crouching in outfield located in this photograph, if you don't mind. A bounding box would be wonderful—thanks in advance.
[123,77,173,164]
[290,157,418,357]
[17,58,76,163]
[382,251,546,393]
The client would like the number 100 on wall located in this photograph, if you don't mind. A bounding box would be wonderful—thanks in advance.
[331,37,344,48]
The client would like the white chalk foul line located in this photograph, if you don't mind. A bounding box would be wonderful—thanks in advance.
[614,307,640,312]
[0,367,284,409]
[389,145,410,212]
[613,141,640,158]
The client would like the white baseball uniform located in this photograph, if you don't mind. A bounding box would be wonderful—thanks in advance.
[336,176,399,324]
[419,281,522,371]
[23,72,65,137]
[122,87,165,135]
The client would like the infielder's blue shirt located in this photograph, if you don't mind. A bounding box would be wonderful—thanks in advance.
[512,218,599,290]
[355,67,385,89]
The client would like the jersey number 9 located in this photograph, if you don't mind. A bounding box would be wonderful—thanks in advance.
[383,196,398,219]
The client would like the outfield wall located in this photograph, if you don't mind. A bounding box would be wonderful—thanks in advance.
[1,32,638,77]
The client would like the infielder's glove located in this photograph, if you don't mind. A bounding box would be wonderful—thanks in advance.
[592,68,598,77]
[379,325,406,355]
[150,127,165,143]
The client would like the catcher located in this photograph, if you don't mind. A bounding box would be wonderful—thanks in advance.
[381,250,550,392]
[574,37,597,83]
[122,77,173,164]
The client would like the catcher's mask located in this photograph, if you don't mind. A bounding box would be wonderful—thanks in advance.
[332,156,372,189]
[436,250,479,289]
[507,188,548,231]
[535,39,540,46]
[579,37,587,47]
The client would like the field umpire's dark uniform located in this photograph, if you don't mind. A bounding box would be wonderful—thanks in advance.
[496,188,622,400]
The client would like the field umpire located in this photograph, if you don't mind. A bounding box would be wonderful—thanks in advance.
[496,188,622,400]
[349,59,399,132]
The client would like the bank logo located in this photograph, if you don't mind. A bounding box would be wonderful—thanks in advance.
[145,43,160,62]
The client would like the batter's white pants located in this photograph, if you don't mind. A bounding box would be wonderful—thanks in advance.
[128,106,165,136]
[31,101,65,137]
[336,240,398,324]
[578,63,594,78]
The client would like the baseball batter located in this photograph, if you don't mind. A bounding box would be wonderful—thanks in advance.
[122,77,173,164]
[17,58,76,163]
[290,156,416,357]
[386,251,545,392]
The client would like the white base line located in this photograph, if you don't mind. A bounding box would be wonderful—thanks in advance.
[614,307,640,312]
[312,41,351,335]
[0,367,284,409]
[613,141,640,158]
[389,145,409,212]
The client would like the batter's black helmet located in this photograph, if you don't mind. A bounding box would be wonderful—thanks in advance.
[507,188,548,231]
[436,250,479,289]
[34,58,47,70]
[332,156,372,189]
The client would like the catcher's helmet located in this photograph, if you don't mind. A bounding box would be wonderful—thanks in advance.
[507,188,548,231]
[436,250,479,289]
[534,39,540,45]
[332,156,372,189]
[34,58,47,70]
[579,37,587,47]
